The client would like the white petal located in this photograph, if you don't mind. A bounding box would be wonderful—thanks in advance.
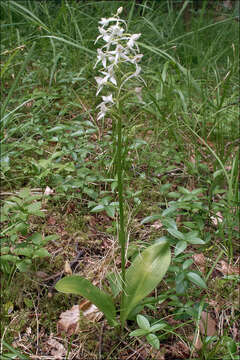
[110,75,117,86]
[102,94,114,103]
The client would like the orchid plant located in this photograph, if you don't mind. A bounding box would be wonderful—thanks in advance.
[56,7,171,329]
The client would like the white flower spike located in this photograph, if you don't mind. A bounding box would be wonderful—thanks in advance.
[95,7,143,120]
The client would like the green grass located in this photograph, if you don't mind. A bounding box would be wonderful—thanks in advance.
[1,0,239,359]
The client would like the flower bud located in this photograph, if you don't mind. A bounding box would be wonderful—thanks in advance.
[117,7,123,15]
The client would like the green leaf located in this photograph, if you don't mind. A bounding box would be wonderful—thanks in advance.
[167,227,184,240]
[146,333,160,349]
[27,202,45,217]
[14,247,33,257]
[150,322,167,332]
[105,205,115,218]
[15,222,28,235]
[90,204,104,212]
[162,206,178,217]
[83,188,97,200]
[1,247,10,254]
[137,315,150,330]
[106,271,122,298]
[16,259,31,272]
[129,329,149,337]
[174,240,187,256]
[185,232,205,244]
[55,275,117,327]
[141,214,161,224]
[182,258,193,270]
[1,254,20,263]
[43,234,59,242]
[18,188,31,199]
[121,240,171,325]
[30,232,42,245]
[186,272,207,289]
[33,248,50,258]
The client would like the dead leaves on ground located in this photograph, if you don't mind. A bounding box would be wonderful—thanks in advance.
[190,311,217,350]
[216,260,240,276]
[45,335,68,360]
[57,301,103,337]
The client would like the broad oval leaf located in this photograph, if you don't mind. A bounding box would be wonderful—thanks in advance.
[185,231,205,244]
[129,328,148,337]
[137,314,150,330]
[141,214,161,224]
[121,240,171,325]
[33,248,50,258]
[186,272,207,289]
[90,204,104,212]
[167,227,184,240]
[174,240,187,256]
[146,333,160,349]
[150,322,167,332]
[55,275,117,327]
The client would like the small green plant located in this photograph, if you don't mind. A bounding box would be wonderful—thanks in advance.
[0,188,58,273]
[129,314,167,350]
[55,7,171,329]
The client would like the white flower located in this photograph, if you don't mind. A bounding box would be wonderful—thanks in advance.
[95,27,112,43]
[108,24,124,38]
[95,76,108,95]
[96,94,114,120]
[99,17,116,27]
[109,44,127,64]
[102,94,114,104]
[94,48,108,68]
[97,102,108,120]
[127,33,141,51]
[101,65,117,86]
[131,54,143,64]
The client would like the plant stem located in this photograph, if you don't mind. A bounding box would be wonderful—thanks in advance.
[116,101,126,326]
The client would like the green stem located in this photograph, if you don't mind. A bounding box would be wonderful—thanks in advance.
[115,101,126,327]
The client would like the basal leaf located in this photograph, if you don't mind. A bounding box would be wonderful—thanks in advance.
[55,275,117,327]
[121,240,171,325]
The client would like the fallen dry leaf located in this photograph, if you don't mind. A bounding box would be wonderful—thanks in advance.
[216,260,240,276]
[151,220,163,230]
[190,311,217,350]
[57,302,103,336]
[211,211,223,226]
[79,299,103,322]
[46,335,67,360]
[47,216,56,225]
[193,253,206,274]
[199,311,217,336]
[57,305,80,336]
